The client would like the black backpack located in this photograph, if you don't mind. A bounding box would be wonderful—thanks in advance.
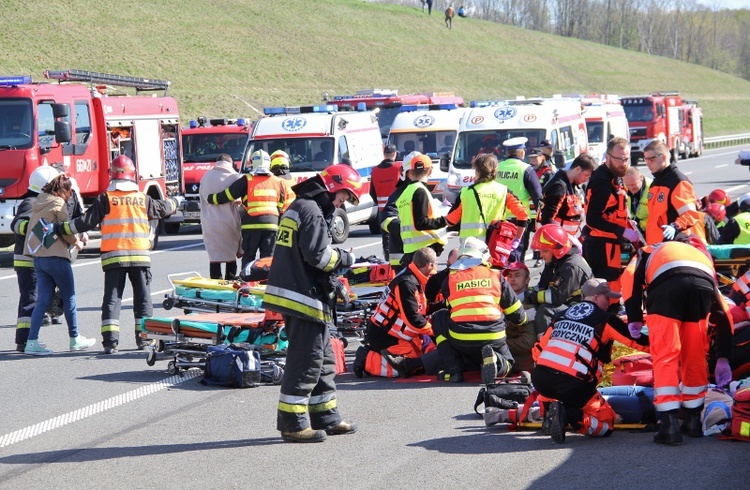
[473,379,533,414]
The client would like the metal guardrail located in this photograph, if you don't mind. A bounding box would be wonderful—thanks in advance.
[704,133,750,149]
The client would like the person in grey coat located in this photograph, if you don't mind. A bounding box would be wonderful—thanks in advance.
[199,154,244,279]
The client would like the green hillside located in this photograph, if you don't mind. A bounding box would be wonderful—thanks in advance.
[2,0,749,135]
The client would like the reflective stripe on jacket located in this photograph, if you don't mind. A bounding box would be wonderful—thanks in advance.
[100,190,151,268]
[396,181,446,253]
[497,157,532,217]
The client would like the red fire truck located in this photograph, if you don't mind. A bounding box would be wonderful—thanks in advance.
[179,117,252,230]
[678,100,704,159]
[621,91,691,165]
[324,89,464,141]
[0,69,184,248]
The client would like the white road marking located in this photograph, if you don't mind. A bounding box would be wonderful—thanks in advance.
[717,164,728,168]
[684,171,693,175]
[726,184,748,193]
[351,240,383,251]
[0,369,201,448]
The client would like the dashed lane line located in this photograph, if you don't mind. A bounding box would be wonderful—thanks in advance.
[0,369,201,448]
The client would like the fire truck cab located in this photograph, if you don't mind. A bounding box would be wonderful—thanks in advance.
[0,69,183,248]
[179,117,252,230]
[242,104,381,243]
[441,96,587,203]
[387,103,466,199]
[325,89,464,142]
[622,91,683,165]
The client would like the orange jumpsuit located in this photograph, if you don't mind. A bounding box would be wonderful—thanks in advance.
[645,164,702,244]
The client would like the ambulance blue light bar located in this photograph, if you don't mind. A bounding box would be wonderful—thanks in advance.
[189,120,198,128]
[237,118,246,126]
[469,100,507,108]
[0,75,32,86]
[401,103,459,112]
[264,104,337,115]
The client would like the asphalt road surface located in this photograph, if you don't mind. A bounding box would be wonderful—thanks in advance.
[0,146,747,489]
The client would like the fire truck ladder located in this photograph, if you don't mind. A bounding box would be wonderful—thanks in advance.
[43,69,170,94]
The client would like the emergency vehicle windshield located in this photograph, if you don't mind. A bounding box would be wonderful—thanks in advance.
[0,99,33,149]
[453,130,545,169]
[623,103,654,122]
[377,107,401,139]
[585,122,604,143]
[389,131,457,160]
[248,137,336,172]
[182,133,248,163]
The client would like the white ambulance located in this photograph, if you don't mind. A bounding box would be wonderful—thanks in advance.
[387,103,465,199]
[580,95,630,164]
[440,96,588,203]
[242,104,382,243]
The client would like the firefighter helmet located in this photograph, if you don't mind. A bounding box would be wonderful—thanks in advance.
[28,166,61,193]
[251,150,271,173]
[400,151,419,180]
[320,164,363,205]
[270,155,290,171]
[110,155,136,181]
[708,189,731,206]
[458,236,490,263]
[270,150,289,161]
[531,223,572,259]
[706,203,726,222]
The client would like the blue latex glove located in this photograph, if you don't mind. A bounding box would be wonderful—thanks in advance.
[623,228,640,243]
[661,224,677,241]
[511,238,521,250]
[628,322,644,339]
[714,358,732,387]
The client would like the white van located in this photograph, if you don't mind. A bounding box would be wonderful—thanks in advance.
[387,104,465,199]
[243,104,382,243]
[440,96,588,203]
[581,95,630,164]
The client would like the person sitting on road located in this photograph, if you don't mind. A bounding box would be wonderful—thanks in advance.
[502,261,538,373]
[353,247,440,379]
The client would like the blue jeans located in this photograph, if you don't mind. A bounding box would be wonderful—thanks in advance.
[28,256,78,341]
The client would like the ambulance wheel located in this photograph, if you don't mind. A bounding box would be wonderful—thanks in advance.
[167,361,177,375]
[163,297,174,310]
[331,208,349,244]
[163,222,181,235]
[368,218,380,235]
[146,350,157,366]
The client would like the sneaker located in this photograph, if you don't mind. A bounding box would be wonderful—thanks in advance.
[549,401,567,443]
[51,316,63,325]
[381,349,409,378]
[42,315,51,326]
[136,338,156,350]
[481,345,498,385]
[102,344,119,355]
[325,421,358,436]
[69,335,96,351]
[281,428,327,443]
[24,340,53,356]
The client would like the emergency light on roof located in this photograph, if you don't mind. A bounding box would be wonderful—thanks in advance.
[0,75,32,86]
[263,104,338,115]
[210,118,228,126]
[400,103,459,112]
[189,120,198,128]
[469,100,508,108]
[237,118,247,126]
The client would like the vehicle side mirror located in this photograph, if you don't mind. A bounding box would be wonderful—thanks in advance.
[440,152,451,172]
[52,103,69,119]
[54,121,72,144]
[553,150,566,169]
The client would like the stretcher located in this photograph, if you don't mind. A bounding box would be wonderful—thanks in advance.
[140,311,286,384]
[162,272,265,314]
[336,281,389,338]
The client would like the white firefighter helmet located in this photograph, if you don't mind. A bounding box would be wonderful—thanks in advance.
[251,150,271,174]
[28,166,61,193]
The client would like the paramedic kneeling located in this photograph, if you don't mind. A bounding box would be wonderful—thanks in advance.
[532,278,649,443]
[262,164,362,443]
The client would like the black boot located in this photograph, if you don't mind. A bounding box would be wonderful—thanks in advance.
[353,346,368,378]
[681,406,704,438]
[654,410,682,445]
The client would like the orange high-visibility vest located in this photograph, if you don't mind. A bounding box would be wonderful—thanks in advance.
[447,266,503,323]
[101,190,150,268]
[242,174,284,231]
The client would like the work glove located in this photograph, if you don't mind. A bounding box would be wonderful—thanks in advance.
[510,238,521,251]
[339,249,355,268]
[714,358,732,387]
[330,277,350,308]
[628,322,644,339]
[661,224,677,241]
[622,228,640,243]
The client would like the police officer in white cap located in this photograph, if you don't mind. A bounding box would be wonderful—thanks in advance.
[497,137,542,263]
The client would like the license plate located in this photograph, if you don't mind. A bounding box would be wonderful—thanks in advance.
[185,211,201,220]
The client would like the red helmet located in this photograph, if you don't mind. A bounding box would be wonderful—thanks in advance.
[320,164,363,205]
[708,189,730,206]
[110,155,136,181]
[531,223,572,259]
[706,203,726,222]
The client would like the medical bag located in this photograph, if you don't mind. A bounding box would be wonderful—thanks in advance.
[201,343,261,388]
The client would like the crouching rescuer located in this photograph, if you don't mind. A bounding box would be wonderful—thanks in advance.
[353,247,440,378]
[532,278,649,443]
[55,155,180,353]
[262,164,362,443]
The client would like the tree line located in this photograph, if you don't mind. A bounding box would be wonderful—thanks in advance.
[386,0,750,81]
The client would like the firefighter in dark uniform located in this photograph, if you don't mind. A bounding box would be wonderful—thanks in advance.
[532,278,650,443]
[623,239,733,445]
[207,150,287,268]
[537,153,596,236]
[11,166,62,351]
[380,170,411,272]
[370,143,402,261]
[354,247,440,378]
[582,137,640,308]
[642,141,702,244]
[527,223,592,339]
[431,237,527,384]
[56,155,180,353]
[262,164,362,443]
